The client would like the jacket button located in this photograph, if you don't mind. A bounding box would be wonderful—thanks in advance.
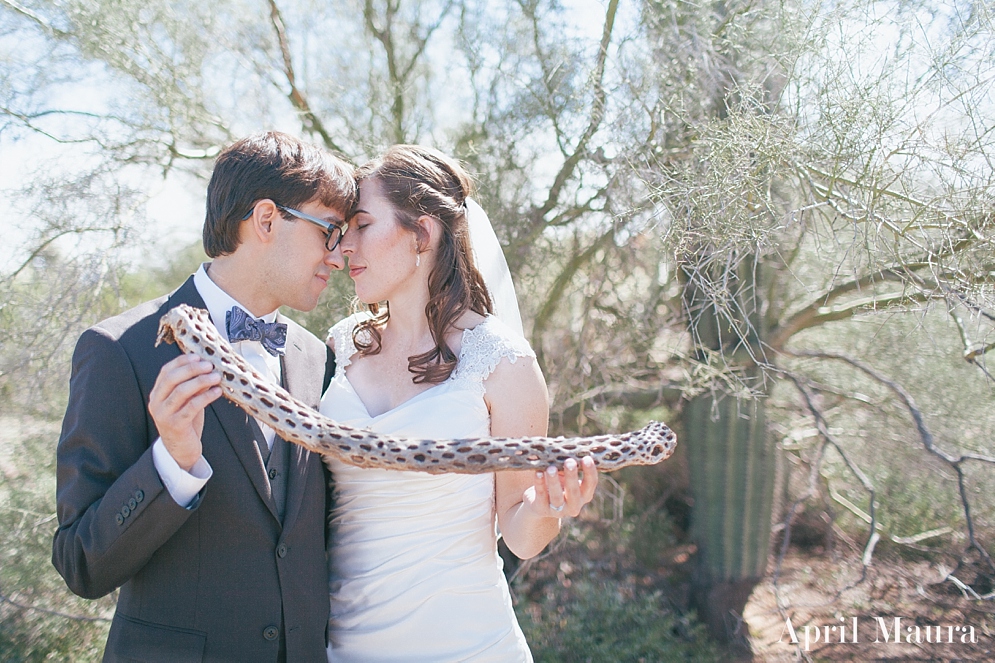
[121,505,131,518]
[268,468,278,480]
[263,625,279,641]
[128,498,138,510]
[115,513,124,525]
[277,543,288,558]
[135,489,144,503]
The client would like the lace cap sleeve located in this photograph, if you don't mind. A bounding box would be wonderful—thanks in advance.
[326,311,373,370]
[450,316,536,394]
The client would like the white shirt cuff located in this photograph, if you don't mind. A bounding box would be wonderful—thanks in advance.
[152,437,212,508]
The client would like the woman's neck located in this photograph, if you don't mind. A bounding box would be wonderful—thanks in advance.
[382,281,434,351]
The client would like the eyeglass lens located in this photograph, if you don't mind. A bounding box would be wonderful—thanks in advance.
[326,226,343,251]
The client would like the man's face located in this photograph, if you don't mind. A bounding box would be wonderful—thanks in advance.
[265,198,346,312]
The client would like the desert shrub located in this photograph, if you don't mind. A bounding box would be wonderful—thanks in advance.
[0,419,112,662]
[518,579,719,662]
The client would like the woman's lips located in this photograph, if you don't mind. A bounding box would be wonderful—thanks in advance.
[349,266,365,278]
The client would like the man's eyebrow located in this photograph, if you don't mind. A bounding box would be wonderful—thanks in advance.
[347,207,369,221]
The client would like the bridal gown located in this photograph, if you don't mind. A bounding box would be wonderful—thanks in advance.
[319,313,535,663]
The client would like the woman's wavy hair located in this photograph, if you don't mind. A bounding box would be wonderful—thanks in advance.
[352,145,493,384]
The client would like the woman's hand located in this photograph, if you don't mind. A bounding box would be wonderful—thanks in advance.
[526,457,599,519]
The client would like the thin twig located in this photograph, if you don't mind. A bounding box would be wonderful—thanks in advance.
[784,349,995,580]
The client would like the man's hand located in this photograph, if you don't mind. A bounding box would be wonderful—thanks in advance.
[149,355,222,471]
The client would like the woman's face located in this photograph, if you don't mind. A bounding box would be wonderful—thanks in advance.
[340,178,421,304]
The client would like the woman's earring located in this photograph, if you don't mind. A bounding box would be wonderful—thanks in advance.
[416,251,421,268]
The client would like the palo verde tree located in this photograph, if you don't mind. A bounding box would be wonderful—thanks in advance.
[602,0,995,646]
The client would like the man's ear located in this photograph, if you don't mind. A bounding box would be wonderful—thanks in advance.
[415,214,440,253]
[245,199,280,244]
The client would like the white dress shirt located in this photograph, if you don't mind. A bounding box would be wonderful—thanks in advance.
[152,264,283,507]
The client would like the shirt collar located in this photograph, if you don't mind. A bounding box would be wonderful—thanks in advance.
[193,263,279,342]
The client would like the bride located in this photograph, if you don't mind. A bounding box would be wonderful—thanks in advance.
[319,145,599,661]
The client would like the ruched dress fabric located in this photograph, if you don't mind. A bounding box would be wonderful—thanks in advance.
[320,313,535,663]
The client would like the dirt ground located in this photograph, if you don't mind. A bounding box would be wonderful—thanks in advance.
[745,550,995,662]
[510,511,995,662]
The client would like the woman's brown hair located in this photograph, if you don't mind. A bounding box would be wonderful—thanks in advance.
[352,145,493,384]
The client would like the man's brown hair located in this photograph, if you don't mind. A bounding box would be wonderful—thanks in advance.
[203,131,355,257]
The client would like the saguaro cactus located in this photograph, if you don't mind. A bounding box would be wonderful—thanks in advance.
[685,387,776,645]
[681,257,776,650]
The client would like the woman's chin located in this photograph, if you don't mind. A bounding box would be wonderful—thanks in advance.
[354,291,381,306]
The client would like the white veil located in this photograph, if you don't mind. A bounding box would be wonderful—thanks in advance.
[465,198,525,338]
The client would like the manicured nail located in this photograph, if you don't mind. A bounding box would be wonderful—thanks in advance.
[536,472,544,480]
[565,459,577,471]
[547,466,557,476]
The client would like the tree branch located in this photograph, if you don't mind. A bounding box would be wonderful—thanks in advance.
[551,381,684,432]
[770,289,935,350]
[948,302,995,381]
[266,0,345,154]
[0,0,67,37]
[531,0,618,225]
[531,224,618,369]
[787,375,880,566]
[799,162,981,237]
[377,1,403,141]
[783,349,995,574]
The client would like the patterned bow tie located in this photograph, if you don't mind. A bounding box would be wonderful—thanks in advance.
[226,306,287,357]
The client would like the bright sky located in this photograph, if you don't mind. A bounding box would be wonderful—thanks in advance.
[1,133,205,270]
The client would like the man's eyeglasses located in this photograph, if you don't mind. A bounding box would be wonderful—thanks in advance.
[242,203,347,251]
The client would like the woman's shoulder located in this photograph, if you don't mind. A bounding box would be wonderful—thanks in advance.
[451,314,536,388]
[465,315,534,354]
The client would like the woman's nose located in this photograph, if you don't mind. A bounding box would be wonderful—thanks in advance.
[339,231,355,254]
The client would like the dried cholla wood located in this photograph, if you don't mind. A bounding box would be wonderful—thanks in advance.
[156,304,676,475]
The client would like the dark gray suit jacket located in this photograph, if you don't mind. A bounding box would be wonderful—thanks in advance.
[52,276,336,662]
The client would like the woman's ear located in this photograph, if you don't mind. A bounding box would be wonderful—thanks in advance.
[415,214,440,253]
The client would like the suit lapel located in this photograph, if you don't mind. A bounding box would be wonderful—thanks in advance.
[279,315,321,534]
[209,399,279,522]
[167,278,279,522]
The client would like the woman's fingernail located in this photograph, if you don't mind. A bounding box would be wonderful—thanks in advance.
[566,459,577,471]
[547,466,557,475]
[536,472,544,480]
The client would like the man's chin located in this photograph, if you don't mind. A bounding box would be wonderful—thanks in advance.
[282,293,322,313]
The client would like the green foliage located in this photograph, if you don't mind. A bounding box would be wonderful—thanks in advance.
[0,419,112,662]
[628,508,680,570]
[518,580,720,662]
[776,307,995,553]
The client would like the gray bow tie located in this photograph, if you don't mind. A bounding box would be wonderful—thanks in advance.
[226,306,287,357]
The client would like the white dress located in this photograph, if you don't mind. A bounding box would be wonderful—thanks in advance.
[320,313,535,663]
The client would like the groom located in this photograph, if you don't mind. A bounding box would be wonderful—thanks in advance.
[52,131,354,662]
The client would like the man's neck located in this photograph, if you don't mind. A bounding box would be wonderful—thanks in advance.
[206,256,278,318]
